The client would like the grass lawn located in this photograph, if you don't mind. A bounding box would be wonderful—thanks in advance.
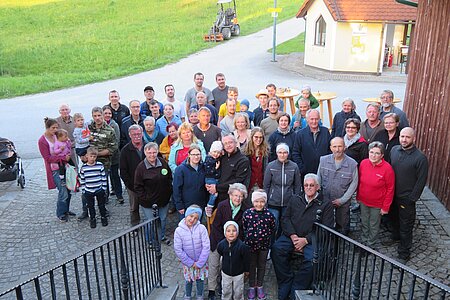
[0,0,303,99]
[268,32,305,54]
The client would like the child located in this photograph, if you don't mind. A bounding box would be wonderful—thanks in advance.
[73,113,91,161]
[204,141,223,217]
[79,147,108,228]
[54,129,72,183]
[174,205,210,300]
[217,221,250,300]
[240,99,254,124]
[243,190,276,300]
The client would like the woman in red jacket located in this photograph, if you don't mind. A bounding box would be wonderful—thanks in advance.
[357,141,395,248]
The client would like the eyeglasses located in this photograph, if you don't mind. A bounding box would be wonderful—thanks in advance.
[346,126,357,129]
[304,184,316,188]
[190,153,201,157]
[369,151,382,156]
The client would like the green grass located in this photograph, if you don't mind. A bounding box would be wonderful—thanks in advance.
[0,0,302,99]
[268,32,305,54]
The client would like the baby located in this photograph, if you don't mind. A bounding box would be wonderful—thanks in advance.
[54,129,71,183]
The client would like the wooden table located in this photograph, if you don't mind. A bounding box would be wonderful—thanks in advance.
[276,88,300,115]
[312,92,337,128]
[363,97,402,104]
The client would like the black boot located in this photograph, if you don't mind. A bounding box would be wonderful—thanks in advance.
[77,210,88,221]
[90,218,97,228]
[101,217,108,227]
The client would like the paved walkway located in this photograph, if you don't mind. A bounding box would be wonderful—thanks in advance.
[0,159,448,299]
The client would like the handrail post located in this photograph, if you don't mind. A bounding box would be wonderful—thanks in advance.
[119,237,130,300]
[352,248,363,300]
[152,204,164,287]
[312,209,322,294]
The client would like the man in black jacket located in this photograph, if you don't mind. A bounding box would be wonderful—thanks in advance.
[271,173,334,300]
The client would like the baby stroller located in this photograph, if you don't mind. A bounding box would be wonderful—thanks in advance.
[0,137,25,188]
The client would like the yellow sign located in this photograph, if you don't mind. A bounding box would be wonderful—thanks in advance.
[267,7,282,13]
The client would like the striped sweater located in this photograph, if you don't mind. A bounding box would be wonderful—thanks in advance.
[79,162,107,193]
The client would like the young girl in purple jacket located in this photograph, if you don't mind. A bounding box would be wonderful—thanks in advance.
[174,205,210,300]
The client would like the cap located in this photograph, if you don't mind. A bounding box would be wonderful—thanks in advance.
[144,86,154,92]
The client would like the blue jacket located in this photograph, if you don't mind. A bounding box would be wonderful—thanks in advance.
[173,160,209,211]
[268,129,296,162]
[168,140,207,173]
[331,110,361,138]
[292,126,331,176]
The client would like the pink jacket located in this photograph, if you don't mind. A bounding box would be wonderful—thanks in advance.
[173,219,210,268]
[38,135,67,189]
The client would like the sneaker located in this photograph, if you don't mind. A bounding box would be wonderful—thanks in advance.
[101,217,108,227]
[161,237,171,246]
[90,218,97,228]
[195,296,203,300]
[247,287,256,300]
[58,215,68,223]
[110,190,116,196]
[256,286,266,300]
[66,211,76,216]
[117,197,124,204]
[77,211,88,221]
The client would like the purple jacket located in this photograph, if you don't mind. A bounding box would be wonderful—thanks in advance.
[174,219,210,268]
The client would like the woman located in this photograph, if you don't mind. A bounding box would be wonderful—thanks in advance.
[102,105,123,203]
[331,98,361,138]
[243,127,269,193]
[357,142,395,248]
[143,116,165,145]
[343,118,368,165]
[263,143,301,238]
[38,118,72,222]
[232,112,252,149]
[134,142,173,244]
[188,108,199,126]
[373,113,400,163]
[268,113,295,162]
[173,144,209,220]
[156,103,182,136]
[206,183,248,300]
[295,85,319,109]
[168,122,206,173]
[159,122,179,160]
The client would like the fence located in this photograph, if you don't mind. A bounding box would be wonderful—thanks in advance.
[0,205,164,300]
[312,222,450,300]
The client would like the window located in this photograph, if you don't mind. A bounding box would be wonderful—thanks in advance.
[315,16,326,46]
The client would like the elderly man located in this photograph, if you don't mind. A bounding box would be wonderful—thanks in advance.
[141,86,163,117]
[120,100,145,148]
[292,109,331,179]
[360,103,384,143]
[206,134,250,206]
[192,91,218,125]
[120,125,145,227]
[272,174,334,299]
[105,90,130,128]
[291,98,311,132]
[193,107,222,152]
[379,90,409,130]
[389,127,428,263]
[163,84,185,122]
[219,98,237,135]
[184,72,214,114]
[56,104,78,167]
[211,72,229,110]
[317,137,358,235]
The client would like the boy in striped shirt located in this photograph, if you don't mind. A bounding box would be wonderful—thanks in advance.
[79,147,108,228]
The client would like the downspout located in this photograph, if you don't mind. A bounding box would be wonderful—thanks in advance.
[395,0,418,7]
[377,22,386,76]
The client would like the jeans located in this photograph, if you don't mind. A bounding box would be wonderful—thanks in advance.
[52,171,71,218]
[205,177,219,207]
[109,164,123,198]
[271,235,313,300]
[268,206,286,244]
[141,203,169,241]
[185,279,204,298]
[84,189,107,219]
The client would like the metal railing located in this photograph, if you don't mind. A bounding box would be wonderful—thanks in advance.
[0,205,165,300]
[312,222,450,300]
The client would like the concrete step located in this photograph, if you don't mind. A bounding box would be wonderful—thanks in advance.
[146,280,179,300]
[296,290,324,300]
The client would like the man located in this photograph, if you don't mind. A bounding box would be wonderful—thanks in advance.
[105,90,130,128]
[120,100,145,148]
[211,72,229,110]
[260,98,282,140]
[193,107,222,152]
[149,100,162,121]
[272,174,334,299]
[184,72,214,114]
[217,86,241,124]
[253,89,270,127]
[192,91,218,125]
[141,86,163,116]
[379,90,409,130]
[55,104,77,167]
[163,84,185,122]
[317,137,358,235]
[219,98,237,135]
[389,127,428,263]
[206,134,250,205]
[360,103,384,143]
[292,109,331,179]
[266,83,284,111]
[120,125,145,227]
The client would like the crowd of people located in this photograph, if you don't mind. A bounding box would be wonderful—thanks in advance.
[38,72,429,300]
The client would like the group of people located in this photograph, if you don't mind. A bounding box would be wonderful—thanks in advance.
[38,71,429,300]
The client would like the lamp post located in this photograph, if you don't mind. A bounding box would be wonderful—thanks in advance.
[271,0,278,62]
